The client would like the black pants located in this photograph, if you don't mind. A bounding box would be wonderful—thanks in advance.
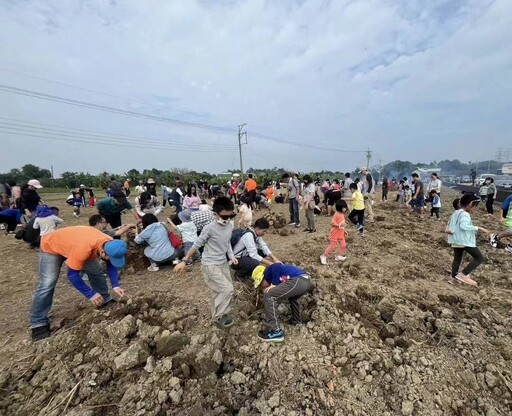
[382,191,388,201]
[263,276,313,331]
[431,207,440,219]
[0,216,18,232]
[486,195,494,214]
[104,213,122,228]
[348,209,365,227]
[452,247,485,277]
[231,256,260,278]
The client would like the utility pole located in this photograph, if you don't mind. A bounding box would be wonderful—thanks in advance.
[238,123,247,182]
[366,148,372,169]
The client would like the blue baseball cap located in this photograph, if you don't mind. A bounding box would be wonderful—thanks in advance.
[104,240,128,268]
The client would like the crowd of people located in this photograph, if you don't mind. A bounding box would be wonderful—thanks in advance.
[1,169,511,344]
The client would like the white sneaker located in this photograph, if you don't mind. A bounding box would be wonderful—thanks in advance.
[320,255,327,265]
[334,255,346,262]
[147,263,160,272]
[172,259,181,265]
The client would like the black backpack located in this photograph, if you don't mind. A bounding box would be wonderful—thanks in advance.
[230,228,256,250]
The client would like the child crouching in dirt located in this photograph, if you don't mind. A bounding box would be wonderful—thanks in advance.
[446,194,490,286]
[320,200,348,264]
[174,197,238,329]
[167,210,201,265]
[251,264,313,342]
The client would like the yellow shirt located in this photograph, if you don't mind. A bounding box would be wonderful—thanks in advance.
[352,191,365,210]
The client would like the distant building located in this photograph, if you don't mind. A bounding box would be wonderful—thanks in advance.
[501,163,512,175]
[413,167,442,182]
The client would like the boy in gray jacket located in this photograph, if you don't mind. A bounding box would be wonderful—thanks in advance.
[174,196,238,328]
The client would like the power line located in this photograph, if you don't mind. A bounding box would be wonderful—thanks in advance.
[0,119,234,150]
[0,128,234,153]
[0,84,371,154]
[0,67,241,124]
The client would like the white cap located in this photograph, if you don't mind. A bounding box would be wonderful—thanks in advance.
[28,179,43,189]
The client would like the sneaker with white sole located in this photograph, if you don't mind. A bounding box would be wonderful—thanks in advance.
[147,263,160,272]
[490,234,499,248]
[334,255,346,262]
[455,272,477,286]
[258,329,284,342]
[505,245,512,254]
[320,254,327,265]
[287,222,296,226]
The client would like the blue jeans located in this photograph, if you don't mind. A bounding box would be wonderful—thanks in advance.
[183,241,201,261]
[30,252,111,328]
[289,198,300,224]
[168,199,182,213]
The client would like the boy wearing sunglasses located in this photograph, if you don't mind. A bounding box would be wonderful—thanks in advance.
[174,196,238,329]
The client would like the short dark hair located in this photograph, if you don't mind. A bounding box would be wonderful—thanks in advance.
[429,189,437,195]
[485,177,494,183]
[452,198,461,210]
[141,213,159,229]
[412,173,419,178]
[254,218,270,230]
[431,172,438,177]
[89,214,105,226]
[335,199,348,212]
[248,174,253,179]
[169,214,181,225]
[303,175,312,184]
[345,172,351,178]
[460,194,480,208]
[349,183,358,190]
[212,196,234,213]
[282,173,290,180]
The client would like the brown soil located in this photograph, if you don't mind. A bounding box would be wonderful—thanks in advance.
[0,190,511,416]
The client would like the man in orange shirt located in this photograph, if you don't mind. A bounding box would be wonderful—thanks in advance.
[30,226,128,341]
[244,174,257,209]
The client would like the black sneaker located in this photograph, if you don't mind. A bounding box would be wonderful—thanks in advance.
[215,314,234,329]
[303,228,311,232]
[258,329,284,342]
[288,317,303,326]
[308,229,316,233]
[31,325,51,341]
[98,299,116,309]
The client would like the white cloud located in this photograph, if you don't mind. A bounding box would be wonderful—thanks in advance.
[0,0,510,175]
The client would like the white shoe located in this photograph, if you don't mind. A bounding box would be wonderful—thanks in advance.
[490,234,499,248]
[172,259,181,265]
[334,255,346,262]
[147,263,160,272]
[320,255,327,265]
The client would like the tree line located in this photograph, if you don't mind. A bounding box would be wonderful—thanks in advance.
[0,159,502,190]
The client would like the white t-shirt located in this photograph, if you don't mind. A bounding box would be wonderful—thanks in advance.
[33,215,64,236]
[177,221,197,243]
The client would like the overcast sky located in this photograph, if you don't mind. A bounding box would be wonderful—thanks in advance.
[1,0,511,176]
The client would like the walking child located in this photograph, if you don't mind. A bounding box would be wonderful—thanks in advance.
[320,200,348,264]
[343,183,365,236]
[446,194,490,286]
[430,190,441,220]
[174,197,238,329]
[67,192,84,217]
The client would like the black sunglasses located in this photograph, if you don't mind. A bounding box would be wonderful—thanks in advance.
[218,213,237,220]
